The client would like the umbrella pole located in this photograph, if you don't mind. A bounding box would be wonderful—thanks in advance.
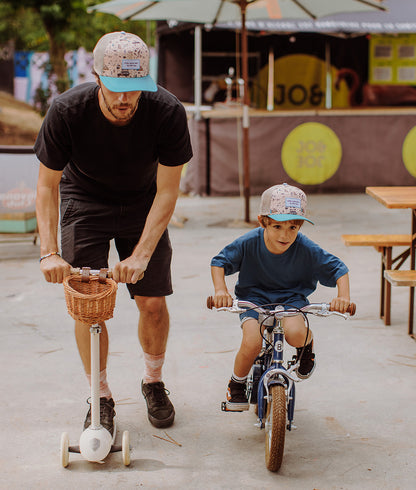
[241,1,250,223]
[267,45,274,111]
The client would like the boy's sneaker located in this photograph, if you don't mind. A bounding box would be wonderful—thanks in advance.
[83,397,116,437]
[141,381,175,428]
[295,342,316,379]
[225,379,249,411]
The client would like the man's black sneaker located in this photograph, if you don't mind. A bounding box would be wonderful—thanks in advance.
[141,381,175,428]
[295,342,316,379]
[225,379,249,411]
[83,397,116,436]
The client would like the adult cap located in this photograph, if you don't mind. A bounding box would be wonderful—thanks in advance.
[259,183,314,224]
[93,31,157,93]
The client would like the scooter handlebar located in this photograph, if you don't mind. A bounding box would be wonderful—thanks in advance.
[70,267,113,278]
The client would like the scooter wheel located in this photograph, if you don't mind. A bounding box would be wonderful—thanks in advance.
[122,430,130,466]
[60,432,69,468]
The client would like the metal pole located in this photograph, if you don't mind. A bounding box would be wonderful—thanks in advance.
[194,25,202,120]
[409,210,415,336]
[241,1,250,223]
[90,325,101,429]
[325,40,332,110]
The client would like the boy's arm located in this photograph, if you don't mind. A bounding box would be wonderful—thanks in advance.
[330,273,351,313]
[211,265,233,308]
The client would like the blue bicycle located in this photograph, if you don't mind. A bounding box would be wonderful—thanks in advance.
[207,298,356,472]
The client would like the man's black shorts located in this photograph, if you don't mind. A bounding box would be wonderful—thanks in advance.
[60,198,172,298]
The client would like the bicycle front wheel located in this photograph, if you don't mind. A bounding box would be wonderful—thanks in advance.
[265,384,286,472]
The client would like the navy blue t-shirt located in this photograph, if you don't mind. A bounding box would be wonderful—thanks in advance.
[211,228,349,308]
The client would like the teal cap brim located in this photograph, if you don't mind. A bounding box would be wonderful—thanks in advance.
[100,74,157,93]
[268,213,314,225]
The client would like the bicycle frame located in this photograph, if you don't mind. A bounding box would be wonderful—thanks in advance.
[255,313,299,431]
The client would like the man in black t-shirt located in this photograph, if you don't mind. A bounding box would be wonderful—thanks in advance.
[35,31,193,432]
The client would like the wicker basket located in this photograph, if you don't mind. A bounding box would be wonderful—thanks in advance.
[63,274,118,325]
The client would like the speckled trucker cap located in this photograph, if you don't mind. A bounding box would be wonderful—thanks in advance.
[259,183,314,224]
[93,31,157,92]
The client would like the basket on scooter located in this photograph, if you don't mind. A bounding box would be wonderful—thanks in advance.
[63,275,118,325]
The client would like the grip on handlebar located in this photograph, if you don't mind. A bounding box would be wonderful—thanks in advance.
[330,302,356,316]
[346,303,356,316]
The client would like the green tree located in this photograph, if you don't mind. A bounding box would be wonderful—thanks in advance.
[0,1,154,94]
[1,1,87,93]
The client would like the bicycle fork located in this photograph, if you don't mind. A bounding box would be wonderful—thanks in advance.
[256,319,297,431]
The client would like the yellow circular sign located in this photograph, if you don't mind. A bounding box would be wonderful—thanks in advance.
[402,126,416,177]
[281,122,342,185]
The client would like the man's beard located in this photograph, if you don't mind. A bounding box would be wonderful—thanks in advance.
[101,91,140,123]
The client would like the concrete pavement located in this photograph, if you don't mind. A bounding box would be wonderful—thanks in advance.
[0,192,415,489]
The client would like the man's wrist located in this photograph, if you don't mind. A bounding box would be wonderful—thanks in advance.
[39,251,61,263]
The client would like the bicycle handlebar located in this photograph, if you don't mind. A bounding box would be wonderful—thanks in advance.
[206,296,356,317]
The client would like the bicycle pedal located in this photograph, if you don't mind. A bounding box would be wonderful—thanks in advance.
[221,401,243,412]
[288,355,298,368]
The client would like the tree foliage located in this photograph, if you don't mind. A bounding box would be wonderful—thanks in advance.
[0,1,155,94]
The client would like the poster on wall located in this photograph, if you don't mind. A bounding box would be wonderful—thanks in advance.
[254,53,350,110]
[369,34,416,85]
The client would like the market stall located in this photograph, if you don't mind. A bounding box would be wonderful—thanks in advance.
[157,0,416,198]
[182,106,416,196]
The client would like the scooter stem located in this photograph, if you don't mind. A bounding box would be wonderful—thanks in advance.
[90,325,101,429]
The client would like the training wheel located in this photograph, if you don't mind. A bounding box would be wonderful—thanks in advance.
[122,430,130,466]
[60,432,69,468]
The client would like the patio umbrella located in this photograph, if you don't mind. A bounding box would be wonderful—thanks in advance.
[91,0,387,222]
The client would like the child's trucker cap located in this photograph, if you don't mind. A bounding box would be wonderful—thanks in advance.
[259,183,314,224]
[93,31,157,93]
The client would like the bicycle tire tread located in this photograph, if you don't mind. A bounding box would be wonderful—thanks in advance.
[265,385,286,472]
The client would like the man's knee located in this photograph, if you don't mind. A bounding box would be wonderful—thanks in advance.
[135,296,168,322]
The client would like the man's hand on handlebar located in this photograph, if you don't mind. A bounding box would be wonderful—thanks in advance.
[40,255,72,284]
[112,256,146,284]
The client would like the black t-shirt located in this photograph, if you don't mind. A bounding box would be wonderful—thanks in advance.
[34,83,193,205]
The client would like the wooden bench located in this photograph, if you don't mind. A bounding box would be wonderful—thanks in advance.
[384,270,416,337]
[342,234,413,326]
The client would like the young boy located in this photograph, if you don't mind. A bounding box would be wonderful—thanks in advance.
[210,183,351,411]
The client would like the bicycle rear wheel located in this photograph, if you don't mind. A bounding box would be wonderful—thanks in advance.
[265,384,286,472]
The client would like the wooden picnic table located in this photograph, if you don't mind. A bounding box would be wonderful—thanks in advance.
[366,186,416,335]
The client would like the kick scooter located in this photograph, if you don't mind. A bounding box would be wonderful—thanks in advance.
[61,267,130,467]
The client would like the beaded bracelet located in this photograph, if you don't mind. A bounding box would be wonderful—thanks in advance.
[39,252,61,263]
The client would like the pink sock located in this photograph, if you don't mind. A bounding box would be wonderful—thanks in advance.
[86,368,112,399]
[143,352,165,384]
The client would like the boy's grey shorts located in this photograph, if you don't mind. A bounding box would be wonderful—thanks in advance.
[60,198,172,299]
